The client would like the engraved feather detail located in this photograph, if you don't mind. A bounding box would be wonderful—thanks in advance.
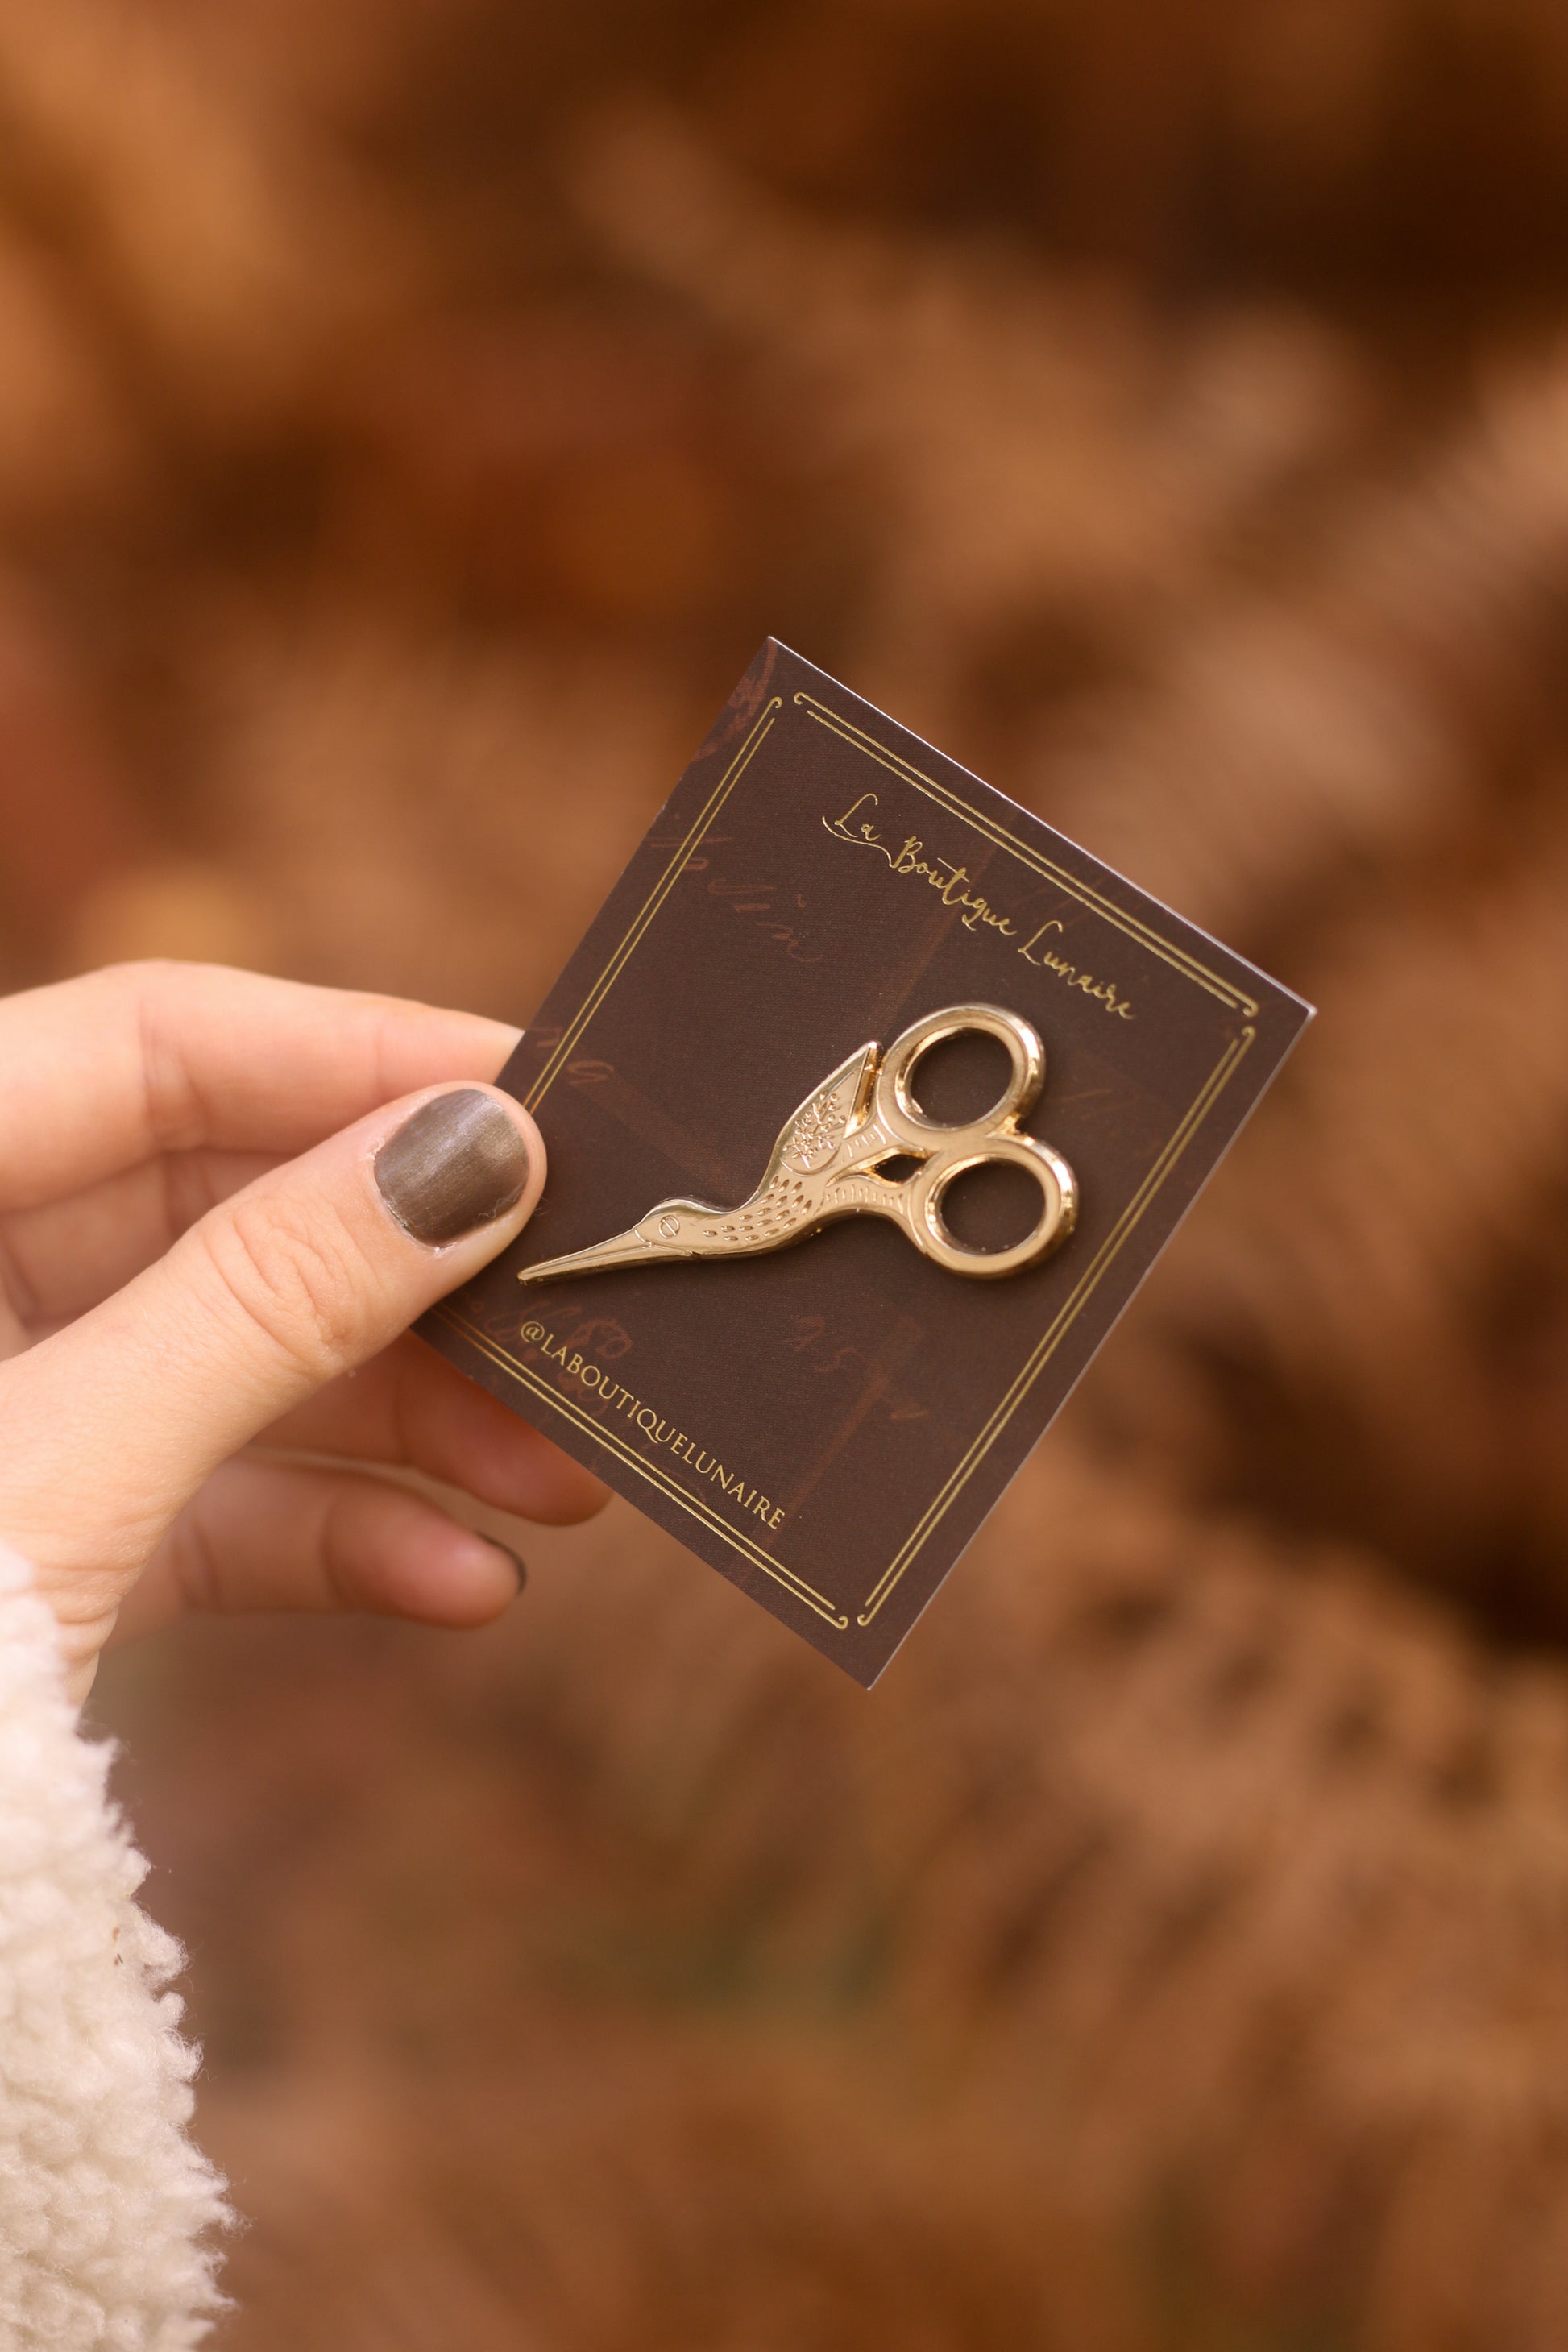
[782,1050,876,1172]
[690,1043,877,1252]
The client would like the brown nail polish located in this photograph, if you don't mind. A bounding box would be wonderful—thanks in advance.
[374,1089,531,1246]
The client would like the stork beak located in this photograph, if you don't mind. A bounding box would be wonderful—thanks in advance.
[517,1222,682,1284]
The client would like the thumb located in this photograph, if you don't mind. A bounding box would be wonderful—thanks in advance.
[0,1084,542,1652]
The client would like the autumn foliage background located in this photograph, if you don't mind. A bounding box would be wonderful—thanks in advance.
[5,2,1568,2345]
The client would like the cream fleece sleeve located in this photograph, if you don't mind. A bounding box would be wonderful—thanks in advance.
[0,1542,230,2349]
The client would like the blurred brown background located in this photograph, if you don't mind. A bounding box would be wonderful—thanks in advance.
[6,0,1567,2343]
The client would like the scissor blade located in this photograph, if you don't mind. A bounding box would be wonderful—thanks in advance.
[518,1226,674,1284]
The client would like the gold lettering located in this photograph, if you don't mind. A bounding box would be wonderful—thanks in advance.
[823,791,890,860]
[553,1357,789,1544]
[828,816,1132,1014]
[1018,919,1133,1018]
[1018,920,1063,967]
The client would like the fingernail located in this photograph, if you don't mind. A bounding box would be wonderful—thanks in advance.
[487,1541,526,1594]
[374,1089,531,1246]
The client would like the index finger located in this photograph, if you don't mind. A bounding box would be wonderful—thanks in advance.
[0,961,522,1213]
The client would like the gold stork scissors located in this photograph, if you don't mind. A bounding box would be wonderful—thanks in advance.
[519,1003,1077,1286]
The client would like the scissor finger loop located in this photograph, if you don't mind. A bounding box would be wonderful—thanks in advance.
[877,1003,1043,1151]
[906,1130,1076,1278]
[859,1005,1076,1276]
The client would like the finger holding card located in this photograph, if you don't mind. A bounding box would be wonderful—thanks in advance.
[110,1456,533,1648]
[255,1332,607,1524]
[0,1068,556,1692]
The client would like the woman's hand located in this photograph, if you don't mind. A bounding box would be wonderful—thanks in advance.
[0,961,608,1697]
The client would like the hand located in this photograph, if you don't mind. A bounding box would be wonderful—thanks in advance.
[0,961,608,1697]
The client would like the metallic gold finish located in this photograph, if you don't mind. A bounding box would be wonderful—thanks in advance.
[520,1004,1077,1287]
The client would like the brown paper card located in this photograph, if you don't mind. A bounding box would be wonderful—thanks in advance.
[420,641,1313,1683]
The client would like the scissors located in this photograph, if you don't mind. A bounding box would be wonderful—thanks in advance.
[519,1002,1077,1287]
